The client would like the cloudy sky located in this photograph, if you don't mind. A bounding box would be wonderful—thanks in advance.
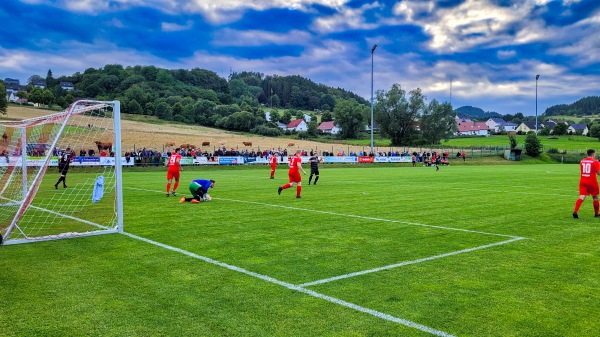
[1,0,599,115]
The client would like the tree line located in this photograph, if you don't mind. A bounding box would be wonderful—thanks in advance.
[545,96,600,117]
[3,64,458,145]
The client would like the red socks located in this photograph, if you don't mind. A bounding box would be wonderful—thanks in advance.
[594,200,599,215]
[296,185,302,197]
[173,181,179,192]
[166,183,171,193]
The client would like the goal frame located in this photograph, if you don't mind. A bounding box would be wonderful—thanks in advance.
[0,100,123,245]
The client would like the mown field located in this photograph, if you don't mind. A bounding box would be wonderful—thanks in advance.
[1,162,599,337]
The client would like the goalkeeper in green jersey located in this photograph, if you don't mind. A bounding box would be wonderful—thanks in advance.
[179,179,215,203]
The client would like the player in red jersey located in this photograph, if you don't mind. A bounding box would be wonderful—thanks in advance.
[269,152,278,179]
[573,149,600,218]
[278,149,306,198]
[166,148,182,197]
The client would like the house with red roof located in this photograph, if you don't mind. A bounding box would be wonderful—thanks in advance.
[456,121,489,136]
[287,119,308,131]
[317,121,340,135]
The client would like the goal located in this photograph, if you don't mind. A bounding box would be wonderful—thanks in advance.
[0,100,123,245]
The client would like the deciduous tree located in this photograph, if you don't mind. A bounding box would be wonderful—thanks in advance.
[525,134,541,156]
[333,98,367,139]
[374,84,425,146]
[421,99,456,144]
[0,81,7,114]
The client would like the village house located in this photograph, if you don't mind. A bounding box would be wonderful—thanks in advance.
[568,123,589,136]
[456,121,489,136]
[287,119,308,132]
[485,118,507,131]
[317,121,341,135]
[516,121,542,133]
[60,82,75,91]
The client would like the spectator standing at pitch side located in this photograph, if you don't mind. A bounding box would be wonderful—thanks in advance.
[573,149,600,218]
[166,148,182,197]
[308,154,322,185]
[278,149,306,198]
[54,147,73,189]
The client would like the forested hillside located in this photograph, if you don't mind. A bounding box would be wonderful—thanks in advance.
[12,64,371,138]
[454,106,501,120]
[544,96,600,116]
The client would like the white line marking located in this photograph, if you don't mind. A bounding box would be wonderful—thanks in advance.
[218,197,521,239]
[0,196,108,231]
[299,237,524,287]
[122,231,456,337]
[330,180,576,198]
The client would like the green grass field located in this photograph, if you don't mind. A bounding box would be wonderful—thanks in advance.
[2,163,600,336]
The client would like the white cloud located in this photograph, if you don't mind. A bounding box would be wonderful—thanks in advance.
[161,20,193,32]
[29,0,349,22]
[545,13,600,66]
[64,0,110,12]
[212,29,312,47]
[111,18,125,28]
[311,2,381,33]
[392,0,543,52]
[497,50,516,60]
[0,49,30,73]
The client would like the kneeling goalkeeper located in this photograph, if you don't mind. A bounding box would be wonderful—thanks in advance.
[179,179,215,204]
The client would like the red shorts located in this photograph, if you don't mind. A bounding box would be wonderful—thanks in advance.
[288,171,301,183]
[271,164,277,170]
[167,168,180,180]
[579,182,599,196]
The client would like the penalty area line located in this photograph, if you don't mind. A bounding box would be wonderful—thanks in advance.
[121,231,456,337]
[299,237,524,287]
[218,197,523,239]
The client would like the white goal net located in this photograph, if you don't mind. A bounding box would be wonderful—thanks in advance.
[0,100,123,245]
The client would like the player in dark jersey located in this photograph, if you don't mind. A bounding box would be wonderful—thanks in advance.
[308,155,322,185]
[54,147,72,189]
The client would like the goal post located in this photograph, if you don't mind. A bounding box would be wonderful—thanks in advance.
[0,100,123,245]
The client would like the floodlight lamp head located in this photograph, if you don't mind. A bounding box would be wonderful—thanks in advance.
[371,44,377,53]
[536,74,540,80]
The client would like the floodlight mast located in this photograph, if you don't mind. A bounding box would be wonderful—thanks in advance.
[370,44,377,155]
[535,74,540,134]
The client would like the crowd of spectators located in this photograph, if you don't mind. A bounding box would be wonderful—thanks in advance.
[0,143,468,167]
[412,151,451,166]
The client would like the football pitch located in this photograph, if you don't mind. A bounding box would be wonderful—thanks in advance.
[2,163,600,336]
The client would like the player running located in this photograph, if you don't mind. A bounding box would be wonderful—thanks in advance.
[573,149,600,218]
[179,179,215,204]
[278,149,306,198]
[166,148,182,197]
